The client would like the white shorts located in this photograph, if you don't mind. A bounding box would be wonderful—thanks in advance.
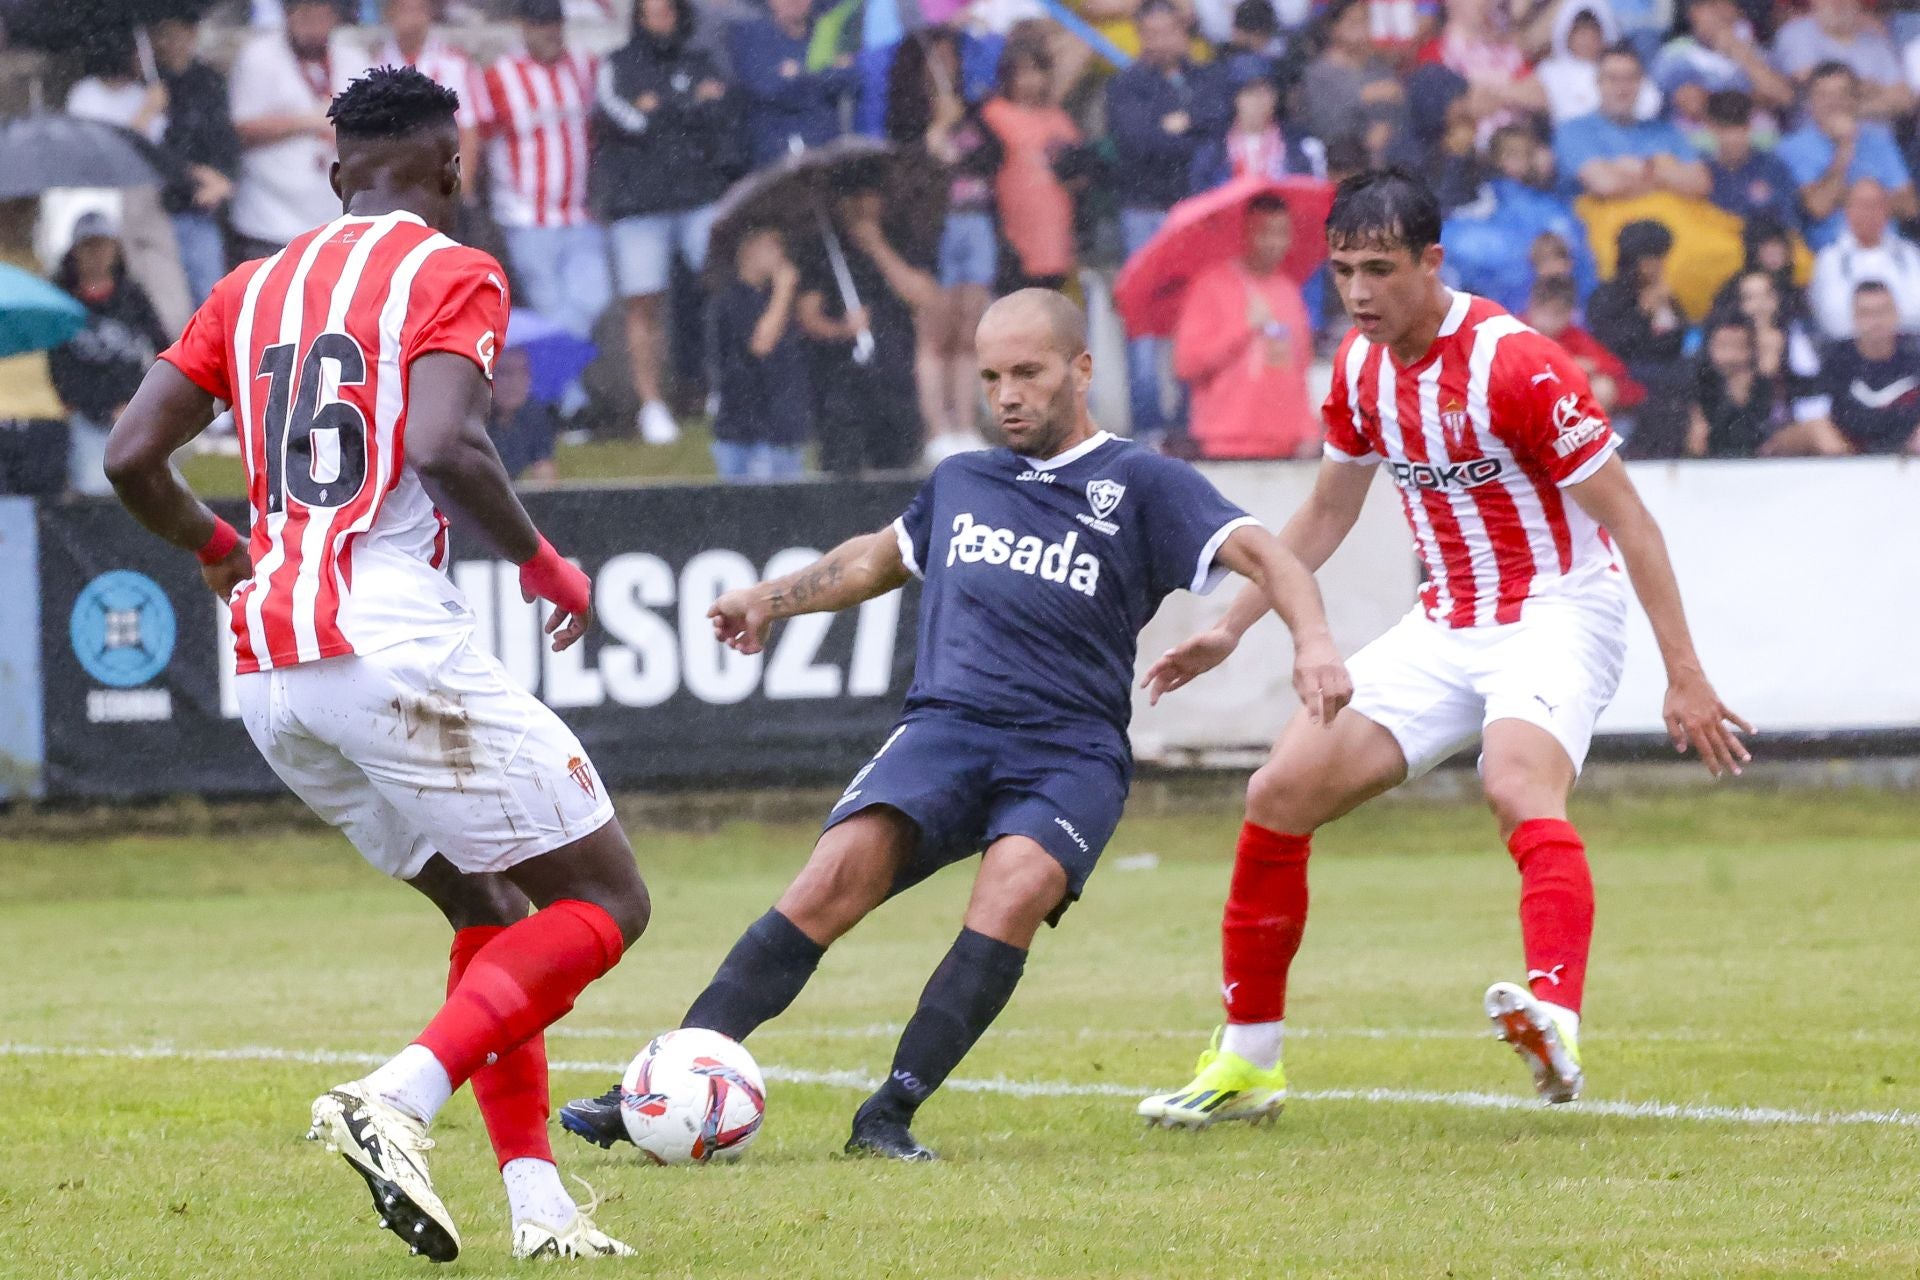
[236,628,615,880]
[1345,594,1629,779]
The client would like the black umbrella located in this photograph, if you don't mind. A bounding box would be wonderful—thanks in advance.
[0,0,220,50]
[0,115,167,200]
[707,138,897,364]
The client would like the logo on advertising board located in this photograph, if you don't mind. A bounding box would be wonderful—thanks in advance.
[69,570,175,723]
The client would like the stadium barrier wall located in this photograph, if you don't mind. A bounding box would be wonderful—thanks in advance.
[12,458,1918,801]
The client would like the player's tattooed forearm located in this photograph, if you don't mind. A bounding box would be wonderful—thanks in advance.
[770,559,846,611]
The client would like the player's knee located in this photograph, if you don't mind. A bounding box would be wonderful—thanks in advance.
[597,874,652,949]
[1245,762,1324,833]
[1481,769,1559,836]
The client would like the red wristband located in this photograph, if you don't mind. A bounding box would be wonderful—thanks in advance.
[518,535,593,616]
[196,517,241,566]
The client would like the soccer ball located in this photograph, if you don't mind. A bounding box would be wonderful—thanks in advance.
[618,1028,767,1165]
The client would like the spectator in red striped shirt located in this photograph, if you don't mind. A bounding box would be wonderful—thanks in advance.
[477,0,609,342]
[371,0,484,219]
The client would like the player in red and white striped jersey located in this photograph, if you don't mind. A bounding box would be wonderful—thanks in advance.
[474,0,607,338]
[103,68,642,1262]
[1137,170,1753,1127]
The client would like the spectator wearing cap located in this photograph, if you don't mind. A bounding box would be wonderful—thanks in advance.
[48,213,169,497]
[1109,0,1206,443]
[1172,192,1318,459]
[1702,89,1799,228]
[1296,0,1406,156]
[1538,0,1659,126]
[229,0,358,258]
[1779,280,1920,454]
[477,0,608,341]
[1651,0,1794,129]
[1556,43,1710,201]
[148,16,240,308]
[1807,178,1920,339]
[729,0,859,167]
[1586,219,1690,453]
[594,0,740,446]
[1772,0,1910,119]
[1776,61,1916,251]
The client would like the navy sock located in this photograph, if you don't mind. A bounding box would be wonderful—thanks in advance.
[682,909,825,1041]
[874,928,1028,1119]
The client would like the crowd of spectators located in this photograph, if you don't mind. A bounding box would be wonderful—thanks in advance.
[7,0,1920,500]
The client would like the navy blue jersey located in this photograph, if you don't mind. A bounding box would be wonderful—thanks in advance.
[893,432,1257,746]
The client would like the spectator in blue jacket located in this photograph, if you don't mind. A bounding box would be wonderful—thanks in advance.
[1443,123,1597,312]
[1702,89,1800,228]
[596,0,742,445]
[1556,43,1711,201]
[1108,0,1205,443]
[729,0,860,167]
[1775,60,1917,250]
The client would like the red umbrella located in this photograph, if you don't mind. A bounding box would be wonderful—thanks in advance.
[1113,175,1335,339]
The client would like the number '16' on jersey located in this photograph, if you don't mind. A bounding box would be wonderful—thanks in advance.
[160,211,509,675]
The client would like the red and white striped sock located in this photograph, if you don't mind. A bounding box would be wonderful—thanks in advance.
[1508,818,1594,1016]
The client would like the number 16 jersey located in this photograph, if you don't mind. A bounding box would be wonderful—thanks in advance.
[160,211,508,674]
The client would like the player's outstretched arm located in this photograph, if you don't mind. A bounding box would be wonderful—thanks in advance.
[1209,525,1353,724]
[1142,460,1373,703]
[708,529,910,655]
[104,361,252,600]
[1566,456,1754,777]
[408,352,591,652]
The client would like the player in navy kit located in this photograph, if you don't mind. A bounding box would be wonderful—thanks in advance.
[560,289,1352,1159]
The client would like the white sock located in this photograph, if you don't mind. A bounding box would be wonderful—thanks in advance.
[504,1158,577,1228]
[362,1044,453,1125]
[1539,1001,1580,1037]
[1221,1020,1285,1071]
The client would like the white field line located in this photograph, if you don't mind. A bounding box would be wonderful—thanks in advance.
[4,1041,1917,1131]
[541,1022,1920,1046]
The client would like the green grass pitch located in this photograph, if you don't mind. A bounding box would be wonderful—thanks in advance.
[3,790,1917,1278]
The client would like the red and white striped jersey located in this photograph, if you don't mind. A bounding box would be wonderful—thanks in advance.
[159,211,509,674]
[1323,291,1622,629]
[476,50,596,229]
[368,37,484,130]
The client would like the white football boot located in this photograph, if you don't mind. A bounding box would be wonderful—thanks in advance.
[512,1215,637,1260]
[1484,981,1584,1104]
[308,1082,461,1261]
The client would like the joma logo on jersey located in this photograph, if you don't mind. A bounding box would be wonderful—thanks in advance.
[1388,457,1503,490]
[1014,470,1058,483]
[946,513,1102,596]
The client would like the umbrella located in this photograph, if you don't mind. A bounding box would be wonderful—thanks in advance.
[0,0,220,49]
[1112,175,1335,340]
[0,115,166,200]
[0,263,87,359]
[505,308,597,406]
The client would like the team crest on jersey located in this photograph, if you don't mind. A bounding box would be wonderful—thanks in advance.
[1439,399,1476,455]
[567,754,597,800]
[1085,479,1126,519]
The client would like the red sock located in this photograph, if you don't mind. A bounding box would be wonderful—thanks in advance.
[418,899,624,1089]
[1221,823,1312,1023]
[1508,819,1593,1014]
[448,926,554,1167]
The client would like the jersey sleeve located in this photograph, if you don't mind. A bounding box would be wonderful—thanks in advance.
[892,470,938,580]
[1321,334,1379,465]
[1494,331,1620,486]
[404,247,511,379]
[1135,454,1263,596]
[156,271,236,402]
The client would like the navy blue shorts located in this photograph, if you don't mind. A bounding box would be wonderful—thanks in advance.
[822,712,1131,922]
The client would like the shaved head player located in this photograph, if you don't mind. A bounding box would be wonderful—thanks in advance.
[104,68,644,1261]
[1137,168,1752,1128]
[558,289,1355,1160]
